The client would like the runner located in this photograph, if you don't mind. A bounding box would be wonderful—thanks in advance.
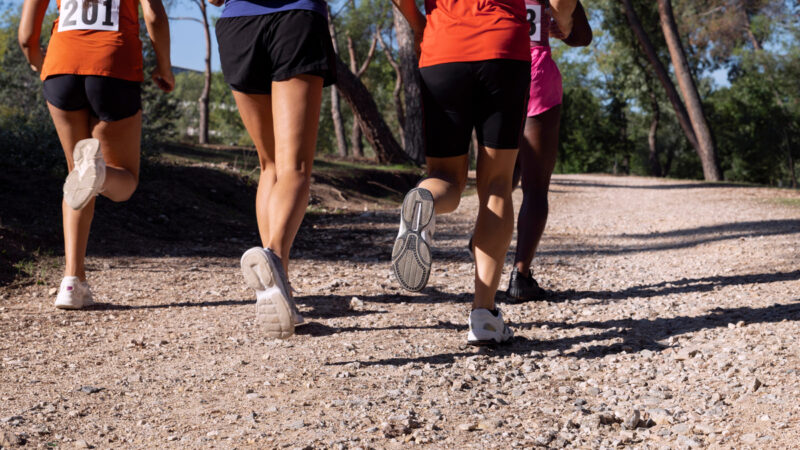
[209,0,336,339]
[507,1,592,302]
[391,0,578,345]
[18,0,174,309]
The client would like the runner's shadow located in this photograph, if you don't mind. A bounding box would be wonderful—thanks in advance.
[86,299,254,310]
[329,300,800,367]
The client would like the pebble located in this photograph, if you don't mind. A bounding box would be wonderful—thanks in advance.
[78,386,103,394]
[73,440,89,449]
[0,431,22,447]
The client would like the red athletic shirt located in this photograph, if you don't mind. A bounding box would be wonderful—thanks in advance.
[419,0,531,68]
[41,0,143,82]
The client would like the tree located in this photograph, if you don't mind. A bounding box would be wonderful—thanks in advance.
[169,0,212,145]
[392,5,424,164]
[345,31,378,157]
[327,5,348,157]
[657,0,721,180]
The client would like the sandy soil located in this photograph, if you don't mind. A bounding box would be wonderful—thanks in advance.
[2,174,800,449]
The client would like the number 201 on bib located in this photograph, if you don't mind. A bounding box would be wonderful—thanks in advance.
[58,0,121,32]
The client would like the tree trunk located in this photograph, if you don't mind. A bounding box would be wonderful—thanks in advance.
[788,148,798,189]
[198,0,211,145]
[648,100,662,177]
[621,0,699,152]
[377,32,405,148]
[657,0,721,181]
[333,57,409,164]
[393,6,425,164]
[347,36,364,158]
[326,6,348,157]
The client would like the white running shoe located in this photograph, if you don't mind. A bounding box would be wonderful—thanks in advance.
[241,247,300,339]
[467,308,514,346]
[54,276,95,310]
[391,187,435,292]
[63,138,106,210]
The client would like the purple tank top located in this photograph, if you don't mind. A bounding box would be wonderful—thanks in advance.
[525,0,550,47]
[221,0,327,19]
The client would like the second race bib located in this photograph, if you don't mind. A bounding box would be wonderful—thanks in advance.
[525,1,542,42]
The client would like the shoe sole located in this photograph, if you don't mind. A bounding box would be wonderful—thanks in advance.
[63,138,105,210]
[240,248,294,339]
[506,288,548,303]
[391,188,434,292]
[467,337,514,347]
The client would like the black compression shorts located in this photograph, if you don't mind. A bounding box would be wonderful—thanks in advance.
[419,59,530,158]
[42,75,142,122]
[216,10,337,95]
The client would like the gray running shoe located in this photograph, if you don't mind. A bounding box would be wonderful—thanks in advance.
[241,247,300,339]
[391,187,435,292]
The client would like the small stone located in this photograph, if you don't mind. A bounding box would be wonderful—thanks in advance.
[349,297,365,310]
[167,436,179,441]
[246,393,259,400]
[73,439,90,449]
[457,423,477,432]
[647,408,673,426]
[477,419,503,430]
[623,410,641,430]
[48,288,58,296]
[694,423,716,435]
[288,420,305,430]
[741,433,758,444]
[78,386,103,394]
[751,378,763,392]
[671,423,693,435]
[0,431,22,447]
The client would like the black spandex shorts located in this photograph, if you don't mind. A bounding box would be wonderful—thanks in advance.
[216,10,337,95]
[419,59,530,158]
[42,75,142,122]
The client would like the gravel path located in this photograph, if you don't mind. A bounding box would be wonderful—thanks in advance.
[2,174,799,449]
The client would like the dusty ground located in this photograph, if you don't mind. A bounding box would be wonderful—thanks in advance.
[1,174,800,449]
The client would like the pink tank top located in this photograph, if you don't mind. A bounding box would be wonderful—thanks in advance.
[525,0,551,47]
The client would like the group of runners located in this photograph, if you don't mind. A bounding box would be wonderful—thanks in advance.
[18,0,590,345]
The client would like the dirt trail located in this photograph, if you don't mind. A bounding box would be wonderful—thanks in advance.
[2,174,800,449]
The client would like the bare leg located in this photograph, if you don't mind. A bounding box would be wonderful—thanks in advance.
[48,104,143,280]
[418,155,469,214]
[232,74,323,275]
[473,146,519,310]
[513,106,561,275]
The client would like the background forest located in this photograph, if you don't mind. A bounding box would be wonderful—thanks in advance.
[1,0,799,186]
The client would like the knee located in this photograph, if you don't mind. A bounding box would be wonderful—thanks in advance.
[277,167,311,189]
[427,169,467,193]
[482,176,514,199]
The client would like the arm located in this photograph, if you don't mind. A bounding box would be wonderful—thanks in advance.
[17,0,50,72]
[561,1,592,47]
[140,0,175,92]
[208,0,223,6]
[390,0,426,57]
[549,0,577,38]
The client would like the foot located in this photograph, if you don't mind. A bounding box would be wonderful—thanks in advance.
[506,268,547,303]
[54,276,94,309]
[240,247,300,339]
[467,308,514,346]
[63,138,106,210]
[391,187,435,292]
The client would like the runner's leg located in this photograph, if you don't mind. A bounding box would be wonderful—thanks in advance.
[473,145,519,310]
[231,90,276,254]
[90,111,143,202]
[513,105,561,275]
[418,155,469,214]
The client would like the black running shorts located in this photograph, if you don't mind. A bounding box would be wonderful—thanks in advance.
[419,59,530,158]
[42,75,142,122]
[216,10,337,95]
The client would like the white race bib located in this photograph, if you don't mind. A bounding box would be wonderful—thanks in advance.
[524,1,542,42]
[58,0,120,32]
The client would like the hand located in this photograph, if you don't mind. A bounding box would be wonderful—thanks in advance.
[151,66,175,92]
[549,17,567,40]
[208,0,224,6]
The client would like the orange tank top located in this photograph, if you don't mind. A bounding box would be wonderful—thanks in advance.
[41,0,143,82]
[419,0,530,68]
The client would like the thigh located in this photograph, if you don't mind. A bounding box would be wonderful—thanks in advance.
[474,59,530,150]
[426,154,470,188]
[419,63,475,158]
[232,91,275,169]
[47,103,93,171]
[270,74,324,176]
[91,111,143,179]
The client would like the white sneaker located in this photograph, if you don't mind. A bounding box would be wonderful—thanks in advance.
[391,187,435,292]
[241,247,300,339]
[467,308,514,346]
[54,276,94,309]
[63,138,106,210]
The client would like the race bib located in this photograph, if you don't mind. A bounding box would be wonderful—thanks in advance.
[58,0,120,32]
[525,1,542,42]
